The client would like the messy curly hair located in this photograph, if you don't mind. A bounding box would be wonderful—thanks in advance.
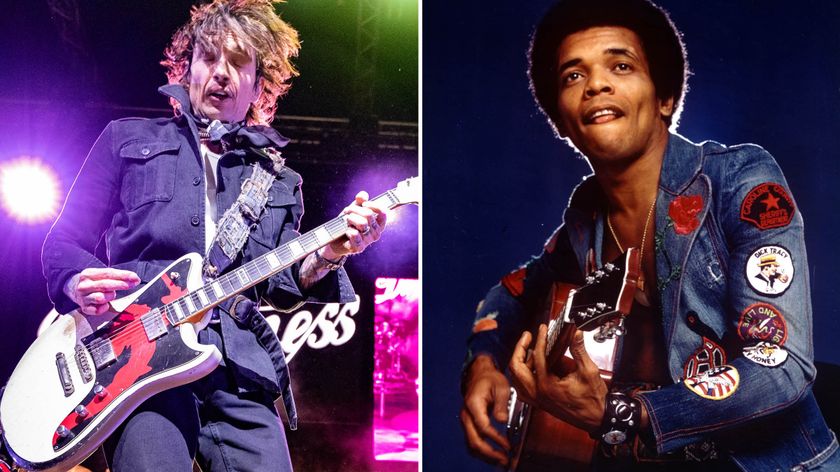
[161,0,300,125]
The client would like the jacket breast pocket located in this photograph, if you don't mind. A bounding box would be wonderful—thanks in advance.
[250,187,298,249]
[119,140,180,211]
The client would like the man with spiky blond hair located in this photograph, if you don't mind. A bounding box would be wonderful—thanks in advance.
[43,1,385,470]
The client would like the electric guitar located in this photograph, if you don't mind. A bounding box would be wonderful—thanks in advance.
[506,248,641,471]
[0,177,419,472]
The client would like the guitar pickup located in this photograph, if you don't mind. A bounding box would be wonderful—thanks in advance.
[55,352,74,397]
[141,311,168,341]
[88,338,116,370]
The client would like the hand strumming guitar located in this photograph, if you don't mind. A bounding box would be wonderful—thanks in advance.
[509,324,608,434]
[460,355,512,467]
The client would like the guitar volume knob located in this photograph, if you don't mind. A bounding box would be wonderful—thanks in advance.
[74,405,89,417]
[94,384,108,399]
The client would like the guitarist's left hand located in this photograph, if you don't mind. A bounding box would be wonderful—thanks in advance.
[322,191,387,259]
[509,324,607,434]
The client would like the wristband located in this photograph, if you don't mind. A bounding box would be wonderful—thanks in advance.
[315,248,347,271]
[598,392,641,445]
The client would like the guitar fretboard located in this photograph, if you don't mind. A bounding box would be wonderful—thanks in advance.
[144,188,405,326]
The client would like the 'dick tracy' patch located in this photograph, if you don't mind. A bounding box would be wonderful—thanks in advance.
[745,245,794,296]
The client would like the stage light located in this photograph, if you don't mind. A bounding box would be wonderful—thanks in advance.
[0,156,62,224]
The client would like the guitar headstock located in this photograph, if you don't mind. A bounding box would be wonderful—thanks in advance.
[390,176,420,207]
[564,247,641,331]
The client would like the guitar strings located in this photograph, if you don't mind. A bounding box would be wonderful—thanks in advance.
[73,190,386,348]
[61,189,402,371]
[60,216,352,370]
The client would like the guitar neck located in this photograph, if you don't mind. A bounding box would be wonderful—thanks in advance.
[162,188,407,326]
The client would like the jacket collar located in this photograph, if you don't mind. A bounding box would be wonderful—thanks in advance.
[658,133,704,195]
[562,133,707,275]
[157,84,290,149]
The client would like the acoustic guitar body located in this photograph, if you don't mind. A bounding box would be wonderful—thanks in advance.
[507,249,640,471]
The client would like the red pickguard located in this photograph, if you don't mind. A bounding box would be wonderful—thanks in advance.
[53,274,188,446]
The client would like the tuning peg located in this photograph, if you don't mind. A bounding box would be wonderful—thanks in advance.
[586,276,595,285]
[594,270,605,279]
[596,302,607,311]
[594,325,609,343]
[604,262,615,272]
[614,317,626,337]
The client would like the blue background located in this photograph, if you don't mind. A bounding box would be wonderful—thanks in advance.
[423,1,840,470]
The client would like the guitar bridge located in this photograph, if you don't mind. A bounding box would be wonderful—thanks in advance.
[74,344,93,383]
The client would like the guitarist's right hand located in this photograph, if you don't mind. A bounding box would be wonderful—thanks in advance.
[64,268,141,316]
[460,355,512,467]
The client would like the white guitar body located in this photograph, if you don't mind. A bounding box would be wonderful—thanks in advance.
[1,253,220,472]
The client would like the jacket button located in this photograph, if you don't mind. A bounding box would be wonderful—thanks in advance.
[193,176,201,186]
[191,215,200,226]
[141,147,151,156]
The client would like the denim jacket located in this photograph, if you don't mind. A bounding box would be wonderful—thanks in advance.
[467,133,838,471]
[42,84,356,428]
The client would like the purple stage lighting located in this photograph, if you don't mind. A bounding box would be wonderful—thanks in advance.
[0,156,61,224]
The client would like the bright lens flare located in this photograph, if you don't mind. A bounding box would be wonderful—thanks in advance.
[0,157,62,224]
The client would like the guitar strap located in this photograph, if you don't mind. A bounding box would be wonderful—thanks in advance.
[202,147,284,279]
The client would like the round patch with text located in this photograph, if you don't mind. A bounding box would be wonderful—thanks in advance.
[745,245,794,296]
[737,303,788,345]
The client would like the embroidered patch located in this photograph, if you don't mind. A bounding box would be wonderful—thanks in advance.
[745,245,794,296]
[684,365,740,400]
[683,336,727,379]
[669,195,703,235]
[472,312,499,333]
[501,267,526,297]
[743,342,789,367]
[738,303,788,345]
[740,182,795,230]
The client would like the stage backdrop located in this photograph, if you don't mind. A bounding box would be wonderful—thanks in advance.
[0,2,417,471]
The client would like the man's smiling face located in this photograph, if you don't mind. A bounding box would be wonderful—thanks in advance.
[554,26,673,163]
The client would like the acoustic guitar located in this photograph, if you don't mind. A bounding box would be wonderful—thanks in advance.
[506,248,641,471]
